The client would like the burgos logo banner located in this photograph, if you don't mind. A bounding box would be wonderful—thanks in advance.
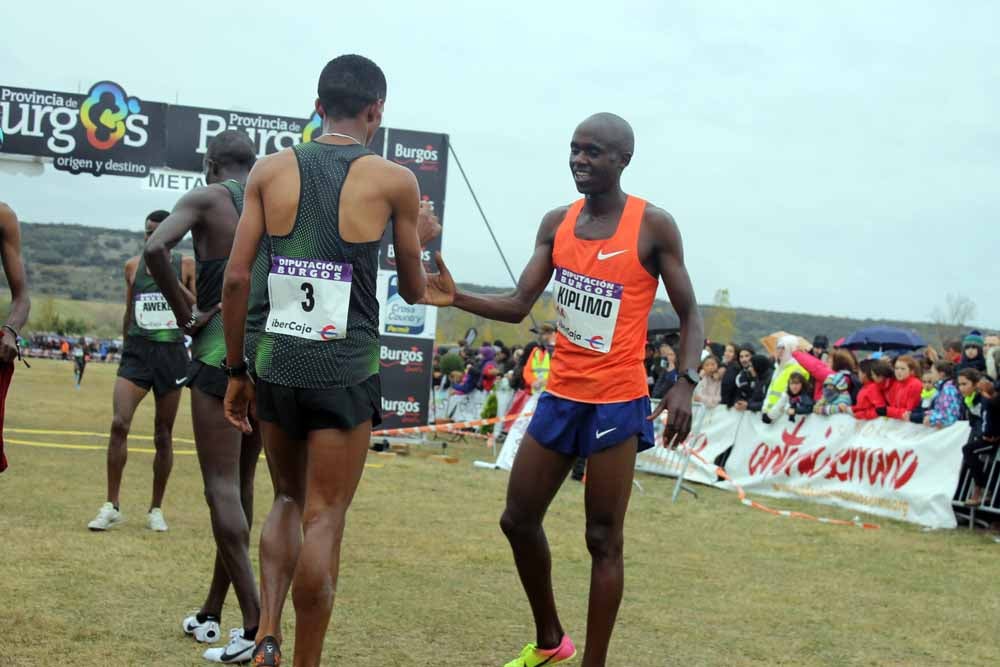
[0,81,165,177]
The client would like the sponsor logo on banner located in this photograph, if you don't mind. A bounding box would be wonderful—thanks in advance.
[381,396,423,423]
[0,81,163,177]
[391,142,440,171]
[724,410,968,529]
[379,344,426,373]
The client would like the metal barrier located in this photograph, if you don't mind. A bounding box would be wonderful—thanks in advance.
[952,450,1000,529]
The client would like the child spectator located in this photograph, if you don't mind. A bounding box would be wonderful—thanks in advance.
[886,355,923,420]
[905,371,938,422]
[693,355,722,408]
[853,358,891,420]
[962,375,1000,506]
[765,372,814,423]
[957,330,987,373]
[921,361,962,428]
[957,368,984,436]
[813,364,855,415]
[794,348,859,403]
[746,354,774,413]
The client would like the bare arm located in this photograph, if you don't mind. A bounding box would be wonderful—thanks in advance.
[0,204,30,363]
[145,188,217,329]
[222,167,266,368]
[388,169,427,304]
[221,167,267,434]
[122,258,138,341]
[423,208,563,323]
[648,208,704,443]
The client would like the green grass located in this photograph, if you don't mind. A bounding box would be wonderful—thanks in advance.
[2,359,999,665]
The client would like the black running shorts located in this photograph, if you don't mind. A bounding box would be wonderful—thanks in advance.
[256,374,382,440]
[117,336,190,398]
[187,359,229,400]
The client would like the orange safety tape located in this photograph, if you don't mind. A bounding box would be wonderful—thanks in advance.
[374,411,532,438]
[666,437,880,530]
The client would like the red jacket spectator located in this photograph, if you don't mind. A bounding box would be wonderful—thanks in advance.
[854,379,889,420]
[792,350,829,402]
[885,376,922,419]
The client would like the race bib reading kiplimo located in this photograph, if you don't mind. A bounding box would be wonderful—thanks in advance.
[553,267,622,354]
[266,256,352,341]
[134,293,179,330]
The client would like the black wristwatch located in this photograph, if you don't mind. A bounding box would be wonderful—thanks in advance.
[680,369,701,387]
[220,358,249,378]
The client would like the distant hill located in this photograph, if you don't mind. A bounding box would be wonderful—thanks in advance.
[2,222,973,346]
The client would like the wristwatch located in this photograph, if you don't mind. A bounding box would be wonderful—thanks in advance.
[220,358,249,378]
[679,369,701,387]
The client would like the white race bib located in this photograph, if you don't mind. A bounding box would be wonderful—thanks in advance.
[265,256,352,341]
[553,267,622,354]
[134,293,179,330]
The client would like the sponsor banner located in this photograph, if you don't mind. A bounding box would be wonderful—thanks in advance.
[725,412,968,529]
[376,269,437,339]
[0,82,166,177]
[376,336,434,431]
[164,105,307,172]
[635,404,738,485]
[379,128,447,271]
[495,393,541,470]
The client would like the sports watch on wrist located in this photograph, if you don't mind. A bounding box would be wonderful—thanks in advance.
[679,369,701,387]
[220,358,249,378]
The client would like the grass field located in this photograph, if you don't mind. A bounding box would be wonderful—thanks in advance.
[2,359,999,666]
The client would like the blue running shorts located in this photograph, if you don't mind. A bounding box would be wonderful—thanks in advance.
[526,392,655,458]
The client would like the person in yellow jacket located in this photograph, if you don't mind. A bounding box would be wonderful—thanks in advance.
[763,335,810,417]
[522,323,555,393]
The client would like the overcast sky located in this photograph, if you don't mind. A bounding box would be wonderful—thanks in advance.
[1,2,997,327]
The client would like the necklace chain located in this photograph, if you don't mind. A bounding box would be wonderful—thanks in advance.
[320,131,364,146]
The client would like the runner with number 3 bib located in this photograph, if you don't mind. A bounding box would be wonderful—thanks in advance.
[221,55,440,667]
[422,114,704,667]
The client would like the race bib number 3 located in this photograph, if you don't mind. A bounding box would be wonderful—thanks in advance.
[266,256,353,341]
[134,293,179,330]
[553,267,622,354]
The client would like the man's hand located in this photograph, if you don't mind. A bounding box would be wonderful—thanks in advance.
[734,400,748,412]
[184,304,221,337]
[902,410,912,421]
[416,200,442,248]
[0,329,17,364]
[649,381,694,445]
[419,251,456,307]
[223,376,255,434]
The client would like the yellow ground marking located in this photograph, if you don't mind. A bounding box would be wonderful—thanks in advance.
[5,437,384,468]
[5,427,196,444]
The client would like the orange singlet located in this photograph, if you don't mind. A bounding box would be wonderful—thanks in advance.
[546,196,658,404]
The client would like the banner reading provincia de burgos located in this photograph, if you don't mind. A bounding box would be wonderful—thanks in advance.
[1,79,446,432]
[0,82,166,177]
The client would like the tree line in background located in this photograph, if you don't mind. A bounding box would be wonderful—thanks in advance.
[0,222,980,345]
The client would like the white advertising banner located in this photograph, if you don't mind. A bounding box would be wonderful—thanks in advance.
[635,405,740,486]
[495,393,541,471]
[724,413,969,529]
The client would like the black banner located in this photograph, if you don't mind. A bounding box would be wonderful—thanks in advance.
[0,82,166,177]
[164,105,307,172]
[376,337,434,430]
[378,129,448,271]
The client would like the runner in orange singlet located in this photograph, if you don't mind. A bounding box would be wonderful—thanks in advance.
[423,113,704,667]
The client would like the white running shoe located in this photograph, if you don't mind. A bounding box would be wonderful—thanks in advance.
[87,502,123,531]
[182,612,222,643]
[203,628,254,663]
[147,508,168,532]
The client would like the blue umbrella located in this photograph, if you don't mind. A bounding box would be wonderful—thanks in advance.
[842,326,927,352]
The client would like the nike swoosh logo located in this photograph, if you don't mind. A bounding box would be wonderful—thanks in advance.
[596,427,617,439]
[175,377,188,385]
[597,249,627,261]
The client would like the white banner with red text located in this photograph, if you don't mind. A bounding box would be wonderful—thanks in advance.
[634,404,738,485]
[723,411,968,529]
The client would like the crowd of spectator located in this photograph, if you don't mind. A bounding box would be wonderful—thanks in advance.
[433,326,1000,504]
[22,333,123,362]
